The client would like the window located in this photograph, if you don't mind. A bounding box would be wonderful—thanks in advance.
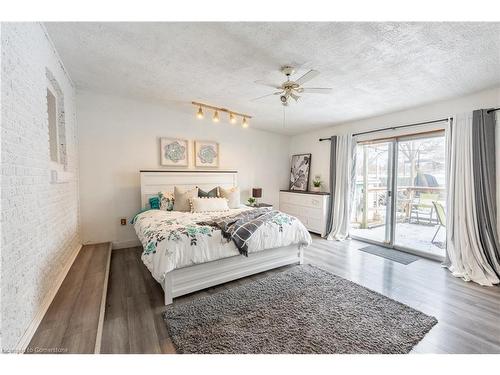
[47,88,59,163]
[46,69,67,170]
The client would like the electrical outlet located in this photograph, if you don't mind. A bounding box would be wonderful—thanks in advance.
[120,218,127,226]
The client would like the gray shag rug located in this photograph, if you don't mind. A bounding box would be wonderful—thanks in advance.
[163,265,437,354]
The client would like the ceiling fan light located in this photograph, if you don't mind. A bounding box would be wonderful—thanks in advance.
[229,113,237,124]
[212,110,220,122]
[196,106,204,119]
[242,117,249,128]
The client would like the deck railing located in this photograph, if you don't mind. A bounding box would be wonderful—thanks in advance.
[353,185,445,228]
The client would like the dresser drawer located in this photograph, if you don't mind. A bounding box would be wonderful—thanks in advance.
[279,192,325,209]
[280,204,324,235]
[299,216,324,235]
[279,202,322,218]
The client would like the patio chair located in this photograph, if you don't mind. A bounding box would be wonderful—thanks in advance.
[409,193,440,224]
[431,201,446,244]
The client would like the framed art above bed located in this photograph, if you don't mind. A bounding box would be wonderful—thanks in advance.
[194,140,219,168]
[160,138,189,167]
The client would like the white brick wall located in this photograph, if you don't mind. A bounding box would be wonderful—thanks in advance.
[1,23,81,350]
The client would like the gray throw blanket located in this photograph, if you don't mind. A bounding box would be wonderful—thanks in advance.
[198,208,278,256]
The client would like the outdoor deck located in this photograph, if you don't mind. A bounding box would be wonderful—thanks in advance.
[351,222,446,258]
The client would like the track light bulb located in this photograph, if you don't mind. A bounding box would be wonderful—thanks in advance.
[196,106,204,119]
[242,117,249,128]
[229,113,237,124]
[213,110,220,122]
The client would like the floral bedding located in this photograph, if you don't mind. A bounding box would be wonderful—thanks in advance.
[133,206,312,283]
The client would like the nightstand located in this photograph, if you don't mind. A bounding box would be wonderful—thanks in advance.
[246,203,273,209]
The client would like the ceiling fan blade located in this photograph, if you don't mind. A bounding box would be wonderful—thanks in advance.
[250,91,282,101]
[294,69,320,85]
[299,87,333,94]
[254,80,282,89]
[289,60,313,70]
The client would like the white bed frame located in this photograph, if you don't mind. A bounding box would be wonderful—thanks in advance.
[140,170,304,305]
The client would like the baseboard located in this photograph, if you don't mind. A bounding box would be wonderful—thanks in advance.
[112,239,141,250]
[15,243,83,353]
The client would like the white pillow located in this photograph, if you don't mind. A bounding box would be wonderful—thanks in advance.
[191,197,229,213]
[219,186,240,209]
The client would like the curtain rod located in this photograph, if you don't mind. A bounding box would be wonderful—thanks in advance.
[487,107,499,114]
[318,117,449,141]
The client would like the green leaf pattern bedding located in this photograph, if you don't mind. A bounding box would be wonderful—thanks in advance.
[133,207,312,283]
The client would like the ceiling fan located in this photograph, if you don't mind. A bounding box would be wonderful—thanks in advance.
[252,65,332,106]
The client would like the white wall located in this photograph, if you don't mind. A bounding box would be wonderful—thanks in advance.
[77,91,291,248]
[1,23,81,350]
[289,86,500,236]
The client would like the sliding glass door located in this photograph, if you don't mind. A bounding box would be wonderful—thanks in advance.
[394,134,446,257]
[350,132,447,259]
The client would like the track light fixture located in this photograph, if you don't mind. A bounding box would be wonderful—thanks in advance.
[212,110,220,122]
[229,113,237,124]
[192,101,252,128]
[196,106,204,119]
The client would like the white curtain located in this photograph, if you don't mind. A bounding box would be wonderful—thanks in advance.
[327,134,355,241]
[444,113,500,286]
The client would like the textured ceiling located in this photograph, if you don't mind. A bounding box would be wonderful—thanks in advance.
[45,22,500,135]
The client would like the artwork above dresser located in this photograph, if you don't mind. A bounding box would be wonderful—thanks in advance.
[279,190,330,237]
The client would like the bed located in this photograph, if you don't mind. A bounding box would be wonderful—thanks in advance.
[134,170,312,305]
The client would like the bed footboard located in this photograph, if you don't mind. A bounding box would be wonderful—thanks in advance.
[161,244,303,305]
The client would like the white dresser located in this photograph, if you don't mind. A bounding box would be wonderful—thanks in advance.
[279,190,330,237]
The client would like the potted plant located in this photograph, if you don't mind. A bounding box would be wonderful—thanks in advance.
[247,197,256,206]
[311,175,322,192]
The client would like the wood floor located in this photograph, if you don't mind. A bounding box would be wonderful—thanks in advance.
[101,236,500,354]
[28,243,111,354]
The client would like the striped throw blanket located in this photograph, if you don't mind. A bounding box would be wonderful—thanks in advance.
[198,207,278,256]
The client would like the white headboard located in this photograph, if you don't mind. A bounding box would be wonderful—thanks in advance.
[140,170,238,208]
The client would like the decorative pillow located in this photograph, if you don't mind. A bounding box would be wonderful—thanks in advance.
[219,186,240,209]
[149,196,161,210]
[198,187,219,198]
[173,187,199,212]
[159,191,175,211]
[191,197,229,213]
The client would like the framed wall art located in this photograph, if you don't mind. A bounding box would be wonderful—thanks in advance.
[289,153,311,191]
[160,138,189,167]
[194,140,219,168]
